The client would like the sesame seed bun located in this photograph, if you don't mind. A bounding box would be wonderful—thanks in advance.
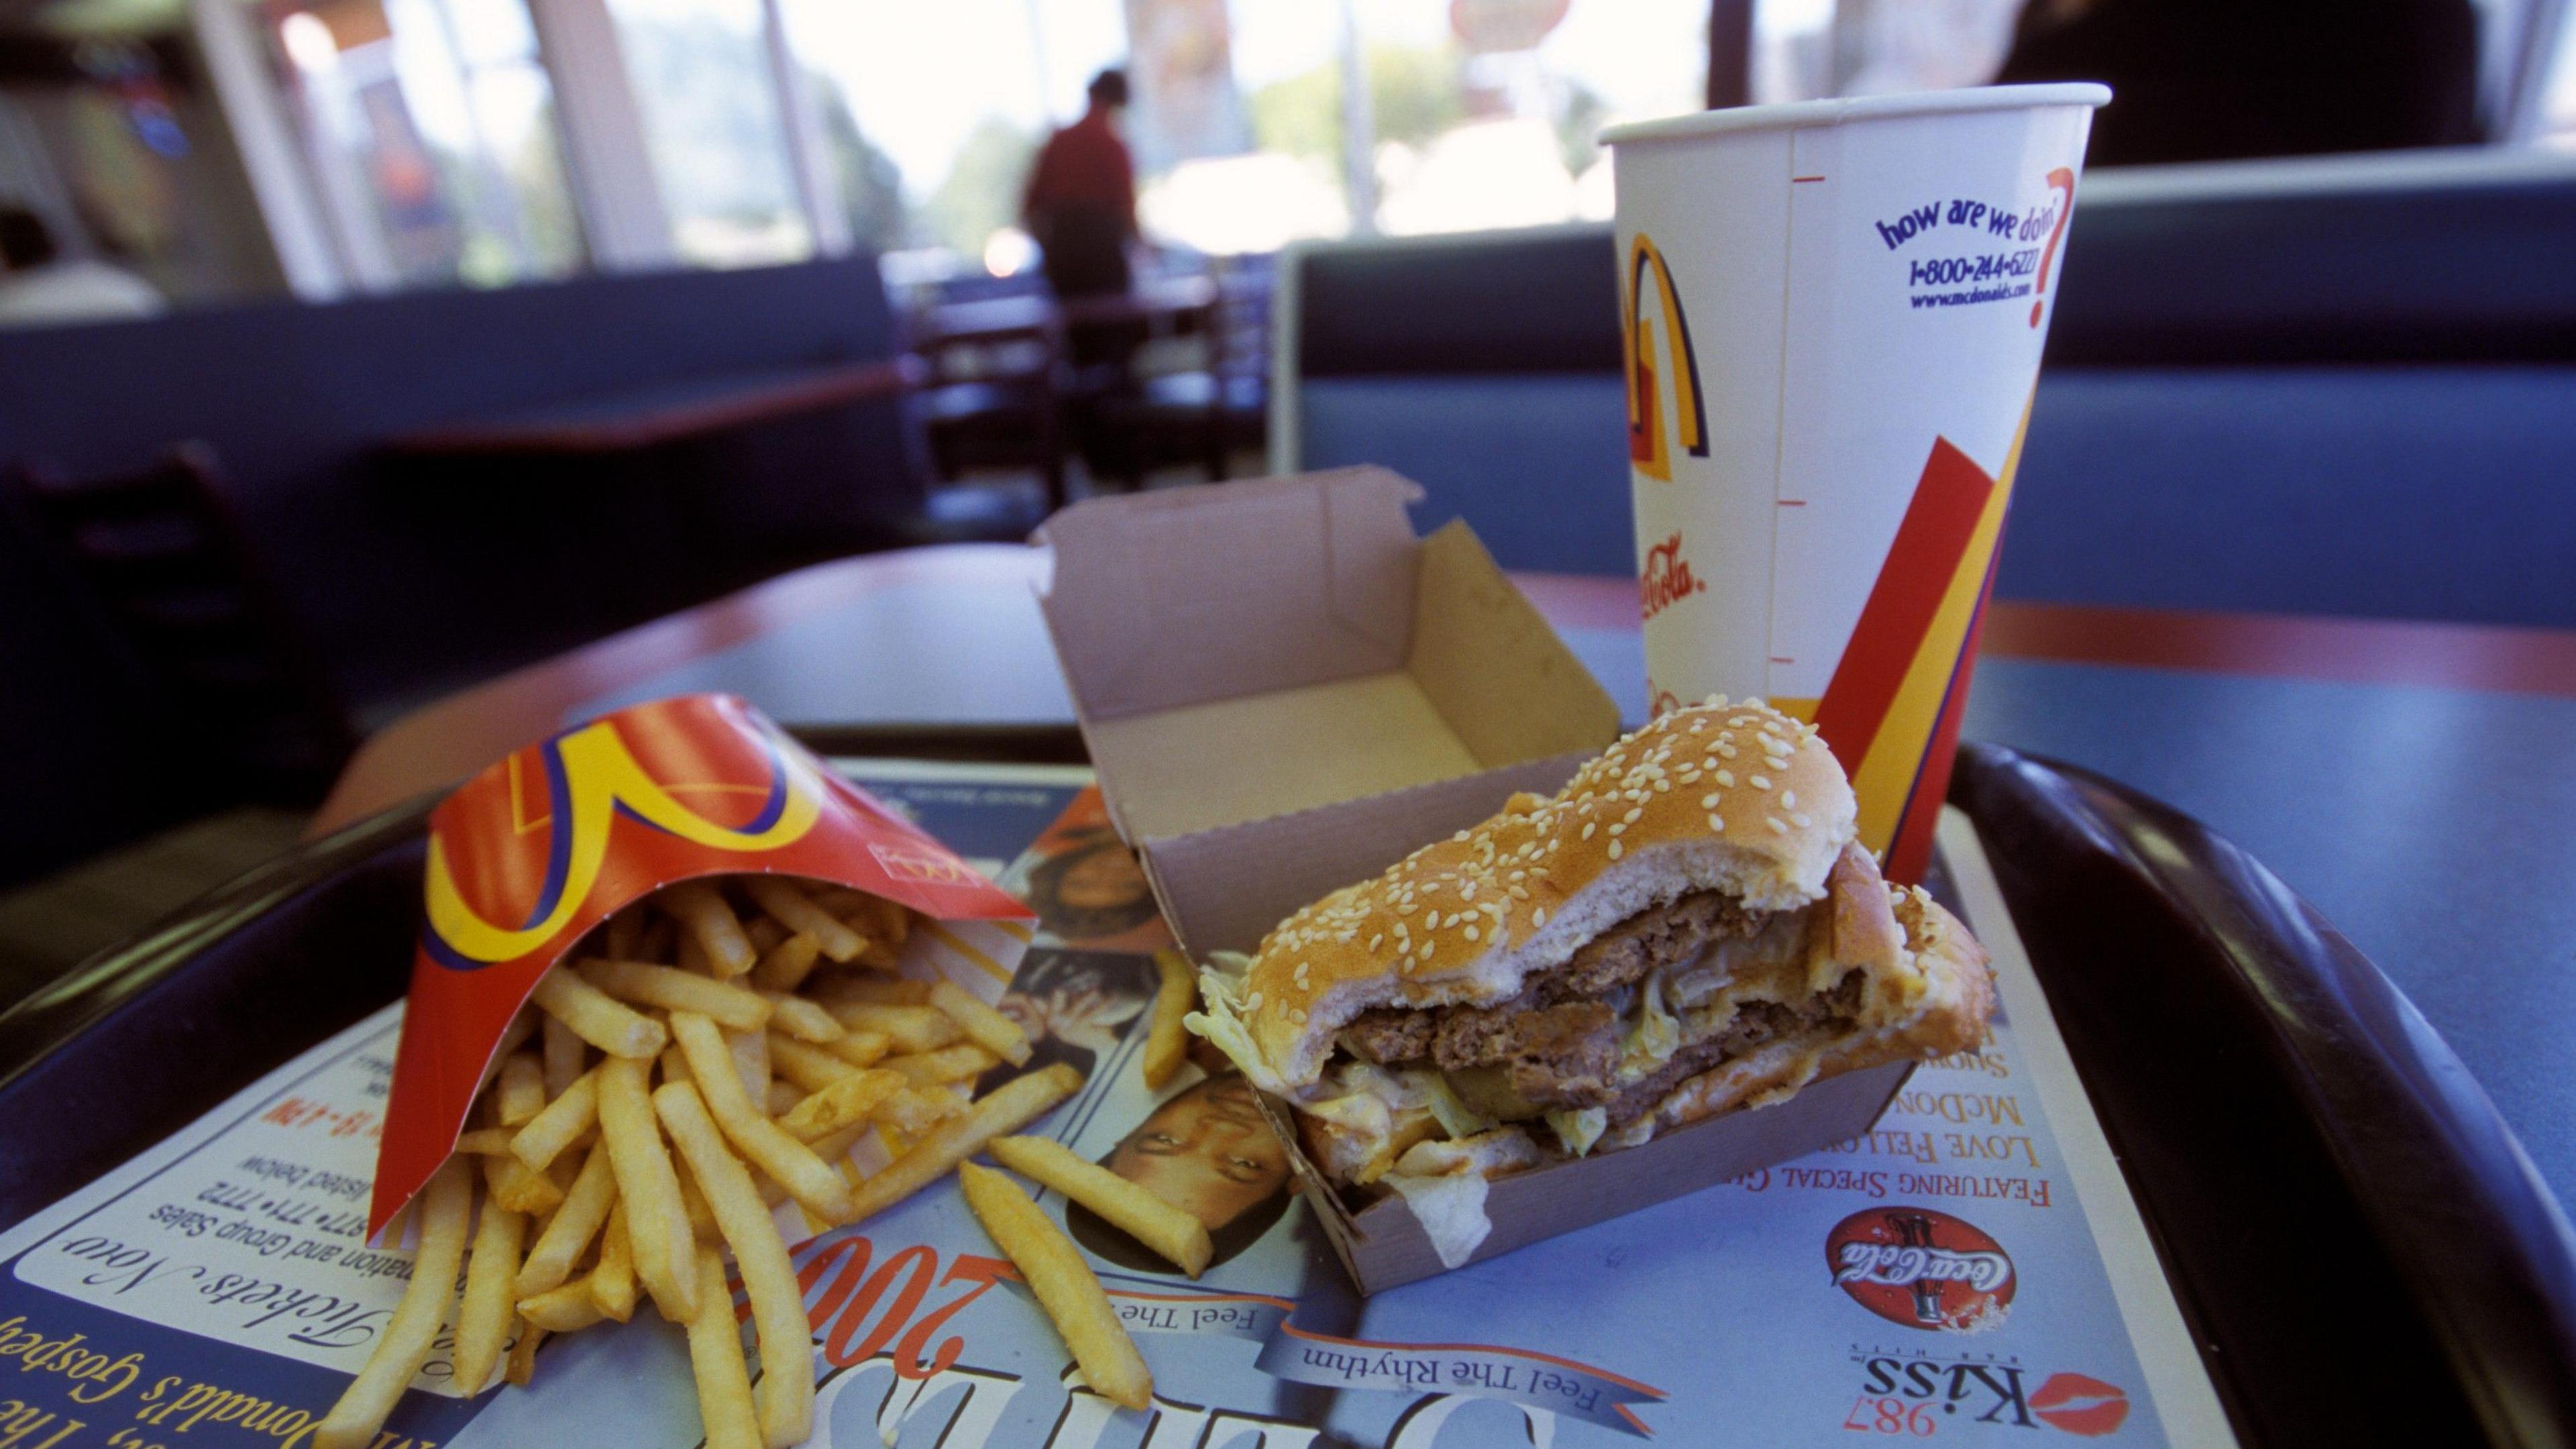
[1230,698,1859,1093]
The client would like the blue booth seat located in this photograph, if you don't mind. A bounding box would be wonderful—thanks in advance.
[1276,150,2576,628]
[0,258,928,886]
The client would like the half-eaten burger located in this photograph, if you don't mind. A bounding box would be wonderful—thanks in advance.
[1188,698,1994,1267]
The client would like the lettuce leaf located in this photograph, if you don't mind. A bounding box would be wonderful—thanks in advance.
[1547,1106,1609,1157]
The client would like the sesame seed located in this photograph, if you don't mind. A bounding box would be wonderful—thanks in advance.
[1782,790,1796,808]
[1701,792,1719,808]
[1766,817,1787,834]
[1623,807,1642,823]
[1715,771,1735,788]
[1581,822,1596,840]
[1533,907,1548,925]
[1418,943,1434,960]
[1707,813,1726,831]
[1608,840,1624,859]
[1792,812,1812,827]
[1453,830,1468,842]
[1463,926,1480,942]
[1750,775,1772,790]
[1608,822,1627,836]
[1368,934,1383,951]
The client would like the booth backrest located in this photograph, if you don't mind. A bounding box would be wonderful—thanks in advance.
[1276,150,2576,627]
[0,258,921,885]
[0,257,918,704]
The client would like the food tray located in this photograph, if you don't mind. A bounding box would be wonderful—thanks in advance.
[0,728,2569,1446]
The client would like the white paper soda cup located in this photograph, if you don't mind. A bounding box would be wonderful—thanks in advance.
[1603,83,2109,882]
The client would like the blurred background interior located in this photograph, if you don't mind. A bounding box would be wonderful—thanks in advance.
[3,0,2572,985]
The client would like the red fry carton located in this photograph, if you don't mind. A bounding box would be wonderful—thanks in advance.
[368,693,1034,1237]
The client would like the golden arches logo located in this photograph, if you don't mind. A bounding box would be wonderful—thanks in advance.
[423,720,821,966]
[1623,233,1709,482]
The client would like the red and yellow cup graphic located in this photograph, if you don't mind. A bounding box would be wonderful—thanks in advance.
[1604,85,2108,883]
[368,693,1033,1236]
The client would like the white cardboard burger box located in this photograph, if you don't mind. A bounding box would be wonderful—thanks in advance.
[1034,467,1915,1293]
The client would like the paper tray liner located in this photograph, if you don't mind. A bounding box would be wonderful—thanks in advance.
[368,692,1034,1237]
[1257,1058,1916,1294]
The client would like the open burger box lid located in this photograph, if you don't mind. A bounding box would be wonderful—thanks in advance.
[1034,467,1917,1293]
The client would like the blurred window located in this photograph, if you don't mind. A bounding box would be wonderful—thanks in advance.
[2540,10,2576,148]
[1358,0,1706,235]
[778,0,1124,281]
[604,0,812,267]
[280,0,584,287]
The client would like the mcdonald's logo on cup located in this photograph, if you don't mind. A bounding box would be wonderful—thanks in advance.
[1604,85,2108,881]
[1623,233,1708,483]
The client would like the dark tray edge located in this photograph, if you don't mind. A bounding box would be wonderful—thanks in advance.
[1956,741,2576,1449]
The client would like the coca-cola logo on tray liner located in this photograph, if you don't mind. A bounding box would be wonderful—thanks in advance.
[1827,1205,2017,1332]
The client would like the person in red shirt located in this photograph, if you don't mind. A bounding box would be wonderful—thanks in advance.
[1022,68,1138,302]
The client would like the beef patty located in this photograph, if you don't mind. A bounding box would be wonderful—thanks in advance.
[1340,890,1757,1070]
[1340,892,1856,1123]
[1599,967,1864,1125]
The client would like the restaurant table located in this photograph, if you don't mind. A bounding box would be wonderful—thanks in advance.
[382,358,919,458]
[909,275,1220,351]
[311,543,2576,1219]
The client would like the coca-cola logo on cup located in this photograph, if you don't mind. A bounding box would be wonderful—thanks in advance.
[1639,533,1707,621]
[1826,1206,2016,1332]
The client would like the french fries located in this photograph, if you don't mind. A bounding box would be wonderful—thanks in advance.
[531,970,667,1059]
[517,1140,615,1297]
[590,1200,637,1322]
[541,1012,588,1099]
[451,1199,525,1393]
[776,1069,904,1140]
[582,958,773,1032]
[844,1064,1082,1224]
[482,1150,565,1216]
[873,1085,973,1136]
[313,1159,471,1449]
[930,980,1033,1066]
[496,1053,547,1125]
[743,876,864,961]
[1142,951,1195,1090]
[517,1279,608,1332]
[595,1055,699,1322]
[989,1134,1213,1278]
[659,879,755,977]
[510,1067,598,1172]
[958,1162,1152,1411]
[749,931,824,993]
[821,1028,895,1069]
[760,990,843,1042]
[321,873,1063,1449]
[670,1012,852,1222]
[824,1002,959,1054]
[682,1247,761,1449]
[884,1043,1001,1086]
[655,1082,815,1445]
[822,976,932,1008]
[769,1033,861,1093]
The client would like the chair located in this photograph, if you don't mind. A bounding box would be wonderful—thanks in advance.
[908,299,1069,512]
[1076,267,1269,490]
[5,443,357,802]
